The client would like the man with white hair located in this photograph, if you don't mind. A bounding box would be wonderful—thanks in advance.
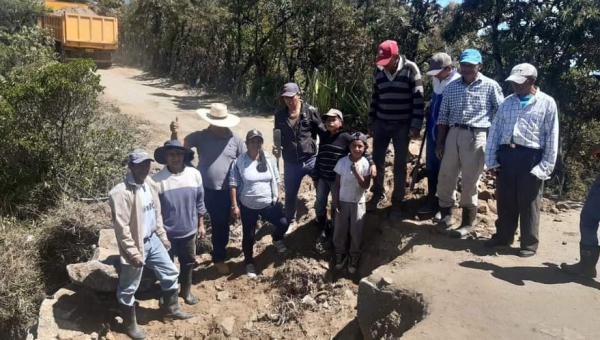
[485,63,559,257]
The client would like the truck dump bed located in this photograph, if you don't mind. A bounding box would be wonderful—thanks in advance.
[40,2,118,66]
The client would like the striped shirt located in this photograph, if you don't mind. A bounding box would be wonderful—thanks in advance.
[314,129,373,182]
[368,56,425,128]
[485,89,559,180]
[152,166,206,239]
[437,73,504,128]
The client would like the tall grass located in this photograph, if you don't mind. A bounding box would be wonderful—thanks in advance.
[306,69,370,132]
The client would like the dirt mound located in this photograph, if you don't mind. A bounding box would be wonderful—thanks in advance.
[49,7,98,16]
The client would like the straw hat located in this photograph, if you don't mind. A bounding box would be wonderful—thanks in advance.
[197,103,240,128]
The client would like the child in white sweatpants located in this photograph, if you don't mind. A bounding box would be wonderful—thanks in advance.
[333,133,371,273]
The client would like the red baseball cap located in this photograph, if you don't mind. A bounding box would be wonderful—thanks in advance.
[376,40,399,66]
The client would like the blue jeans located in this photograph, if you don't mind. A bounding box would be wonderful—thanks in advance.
[240,203,289,263]
[581,171,600,246]
[284,154,316,222]
[204,188,231,263]
[371,120,410,205]
[117,233,179,306]
[315,179,336,224]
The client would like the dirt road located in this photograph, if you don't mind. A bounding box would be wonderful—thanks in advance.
[98,66,276,151]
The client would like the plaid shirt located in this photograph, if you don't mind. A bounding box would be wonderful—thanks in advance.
[485,89,559,180]
[437,73,504,128]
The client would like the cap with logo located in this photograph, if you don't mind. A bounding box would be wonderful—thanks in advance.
[505,63,538,84]
[426,52,453,76]
[281,83,301,97]
[128,149,154,164]
[459,49,482,65]
[246,129,264,142]
[376,40,399,66]
[323,108,344,121]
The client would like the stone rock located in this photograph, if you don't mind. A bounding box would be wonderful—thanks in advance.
[478,189,495,201]
[219,316,236,336]
[90,332,99,340]
[92,247,120,265]
[550,207,560,214]
[357,276,428,340]
[477,200,489,215]
[408,141,421,161]
[67,261,119,292]
[217,291,229,301]
[105,332,115,340]
[301,295,316,306]
[98,229,118,251]
[556,202,570,211]
[57,329,85,340]
[488,200,498,215]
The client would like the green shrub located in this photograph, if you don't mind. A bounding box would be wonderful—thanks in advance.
[0,59,135,215]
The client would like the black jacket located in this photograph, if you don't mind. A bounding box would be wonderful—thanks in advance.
[274,101,325,164]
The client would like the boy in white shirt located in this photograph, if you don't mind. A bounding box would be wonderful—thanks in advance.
[333,133,372,273]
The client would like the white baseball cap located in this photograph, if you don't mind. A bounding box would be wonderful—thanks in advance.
[505,63,538,84]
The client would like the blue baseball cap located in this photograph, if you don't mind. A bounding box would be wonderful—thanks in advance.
[128,149,154,164]
[459,49,482,64]
[592,71,600,80]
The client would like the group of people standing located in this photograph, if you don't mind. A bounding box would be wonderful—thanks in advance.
[108,39,599,340]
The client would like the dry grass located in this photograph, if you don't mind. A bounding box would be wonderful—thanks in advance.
[37,199,109,292]
[268,257,336,326]
[0,218,44,340]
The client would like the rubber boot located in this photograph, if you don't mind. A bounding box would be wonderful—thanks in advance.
[561,244,600,279]
[449,207,477,239]
[161,289,193,320]
[436,206,455,233]
[119,303,146,340]
[179,264,199,305]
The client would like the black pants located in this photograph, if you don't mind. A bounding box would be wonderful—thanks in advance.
[494,145,543,251]
[240,203,289,264]
[168,233,196,266]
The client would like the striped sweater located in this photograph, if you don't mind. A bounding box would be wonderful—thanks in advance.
[314,129,373,182]
[368,56,425,129]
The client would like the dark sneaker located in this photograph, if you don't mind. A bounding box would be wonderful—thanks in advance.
[366,195,385,212]
[334,252,347,270]
[348,255,360,274]
[518,249,536,258]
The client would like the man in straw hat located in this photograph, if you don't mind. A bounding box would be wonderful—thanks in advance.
[110,149,192,340]
[153,140,206,304]
[171,103,245,275]
[485,63,559,257]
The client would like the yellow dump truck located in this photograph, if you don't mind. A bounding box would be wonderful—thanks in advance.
[39,0,118,67]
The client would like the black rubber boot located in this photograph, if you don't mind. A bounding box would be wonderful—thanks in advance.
[119,303,146,340]
[161,289,193,320]
[449,207,477,239]
[436,206,455,233]
[561,244,600,279]
[179,264,199,305]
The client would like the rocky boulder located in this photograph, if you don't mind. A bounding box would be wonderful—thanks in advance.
[357,273,428,340]
[67,261,119,292]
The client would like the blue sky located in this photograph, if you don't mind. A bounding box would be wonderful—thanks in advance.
[438,0,463,7]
